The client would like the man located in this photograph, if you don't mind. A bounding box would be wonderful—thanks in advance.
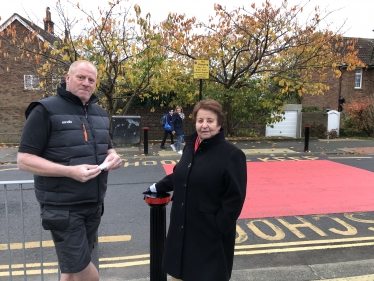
[160,109,174,149]
[17,60,122,281]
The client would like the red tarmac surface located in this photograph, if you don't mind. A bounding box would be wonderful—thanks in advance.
[163,160,374,219]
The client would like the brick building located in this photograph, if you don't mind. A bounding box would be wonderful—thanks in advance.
[0,8,59,143]
[302,38,374,111]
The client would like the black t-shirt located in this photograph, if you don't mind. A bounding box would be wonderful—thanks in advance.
[18,104,113,156]
[18,105,49,156]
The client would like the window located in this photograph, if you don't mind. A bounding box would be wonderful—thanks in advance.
[354,68,362,89]
[24,75,40,90]
[52,75,65,91]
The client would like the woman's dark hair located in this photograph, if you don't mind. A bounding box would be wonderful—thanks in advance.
[192,99,224,127]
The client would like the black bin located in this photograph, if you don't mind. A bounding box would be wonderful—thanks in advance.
[112,116,141,145]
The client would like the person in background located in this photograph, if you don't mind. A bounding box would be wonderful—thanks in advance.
[170,105,184,155]
[144,99,247,281]
[17,60,122,281]
[179,107,185,121]
[160,109,174,149]
[179,107,185,143]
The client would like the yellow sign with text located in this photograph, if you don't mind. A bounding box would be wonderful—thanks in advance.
[193,59,209,79]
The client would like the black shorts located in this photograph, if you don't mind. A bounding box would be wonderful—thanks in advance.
[41,205,102,273]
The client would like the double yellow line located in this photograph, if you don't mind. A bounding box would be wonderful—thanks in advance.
[2,235,374,277]
[234,236,374,255]
[0,254,149,277]
[0,235,131,251]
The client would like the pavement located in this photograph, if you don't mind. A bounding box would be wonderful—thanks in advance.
[1,137,374,164]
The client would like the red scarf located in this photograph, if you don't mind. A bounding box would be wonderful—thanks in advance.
[194,137,201,153]
[194,131,221,152]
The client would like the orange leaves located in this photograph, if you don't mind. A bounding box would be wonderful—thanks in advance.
[346,97,373,114]
[344,97,374,136]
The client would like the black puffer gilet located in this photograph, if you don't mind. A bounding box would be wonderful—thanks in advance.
[26,84,110,206]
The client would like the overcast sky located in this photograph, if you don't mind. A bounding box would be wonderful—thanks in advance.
[1,0,374,39]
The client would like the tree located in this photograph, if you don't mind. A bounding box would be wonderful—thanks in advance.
[345,97,374,137]
[160,0,363,135]
[41,1,174,127]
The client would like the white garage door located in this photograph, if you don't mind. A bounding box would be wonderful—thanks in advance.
[266,111,298,137]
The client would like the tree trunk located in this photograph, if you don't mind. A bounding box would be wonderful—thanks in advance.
[222,95,234,136]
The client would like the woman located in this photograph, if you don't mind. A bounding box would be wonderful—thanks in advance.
[170,105,184,155]
[145,99,247,281]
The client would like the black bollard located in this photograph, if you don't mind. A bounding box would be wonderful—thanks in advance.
[304,126,310,152]
[144,193,171,281]
[142,127,149,155]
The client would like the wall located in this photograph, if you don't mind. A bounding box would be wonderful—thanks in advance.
[125,107,196,142]
[0,105,197,144]
[302,68,374,111]
[0,20,46,143]
[0,104,349,144]
[301,112,329,138]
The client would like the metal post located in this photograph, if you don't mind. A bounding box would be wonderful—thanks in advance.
[199,79,203,101]
[19,184,27,280]
[4,184,13,281]
[144,193,171,281]
[143,127,149,155]
[304,126,310,152]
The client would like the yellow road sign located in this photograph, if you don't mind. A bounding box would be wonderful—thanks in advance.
[193,59,209,79]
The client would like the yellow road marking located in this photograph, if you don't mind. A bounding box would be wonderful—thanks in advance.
[0,268,59,276]
[242,148,298,154]
[98,235,131,243]
[0,262,57,270]
[0,235,131,251]
[1,237,374,276]
[0,168,20,172]
[0,254,150,277]
[235,236,374,249]
[328,156,373,159]
[235,241,374,255]
[0,254,149,271]
[323,275,374,281]
[100,254,149,262]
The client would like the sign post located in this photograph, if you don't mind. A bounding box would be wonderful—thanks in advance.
[193,59,209,100]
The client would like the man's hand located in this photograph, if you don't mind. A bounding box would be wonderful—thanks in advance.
[17,152,121,180]
[68,165,101,182]
[101,149,122,171]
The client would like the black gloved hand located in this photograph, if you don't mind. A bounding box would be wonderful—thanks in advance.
[142,183,157,194]
[142,187,154,194]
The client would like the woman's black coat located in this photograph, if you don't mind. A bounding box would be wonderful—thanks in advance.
[170,112,184,135]
[155,130,247,281]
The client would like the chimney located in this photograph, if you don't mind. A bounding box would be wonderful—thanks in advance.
[43,7,54,34]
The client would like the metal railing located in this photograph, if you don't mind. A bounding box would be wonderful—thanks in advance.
[0,180,99,280]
